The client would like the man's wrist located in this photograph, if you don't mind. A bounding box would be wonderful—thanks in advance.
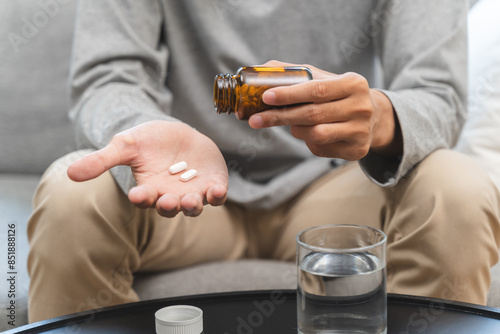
[369,89,403,159]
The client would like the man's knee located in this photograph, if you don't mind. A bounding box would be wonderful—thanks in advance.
[393,149,500,271]
[388,149,500,266]
[28,150,135,269]
[400,149,499,214]
[30,150,106,238]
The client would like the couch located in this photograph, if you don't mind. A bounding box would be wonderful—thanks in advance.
[1,0,499,331]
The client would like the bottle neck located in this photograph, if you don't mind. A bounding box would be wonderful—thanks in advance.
[214,74,236,114]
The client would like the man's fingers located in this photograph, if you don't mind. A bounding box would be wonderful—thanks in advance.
[262,72,366,106]
[155,192,204,218]
[129,184,158,208]
[66,150,112,182]
[156,193,181,218]
[249,98,357,129]
[67,132,137,182]
[290,123,371,160]
[180,192,204,217]
[206,184,228,206]
[262,78,339,106]
[67,144,124,182]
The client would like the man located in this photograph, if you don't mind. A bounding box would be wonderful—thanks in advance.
[27,0,500,322]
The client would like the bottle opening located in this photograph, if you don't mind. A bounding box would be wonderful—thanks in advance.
[213,74,234,115]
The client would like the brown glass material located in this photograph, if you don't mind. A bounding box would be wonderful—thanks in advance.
[214,66,312,120]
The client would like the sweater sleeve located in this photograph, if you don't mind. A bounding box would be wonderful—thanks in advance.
[359,0,468,185]
[68,0,177,192]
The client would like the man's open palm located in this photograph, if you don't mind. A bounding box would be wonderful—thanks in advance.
[67,121,228,217]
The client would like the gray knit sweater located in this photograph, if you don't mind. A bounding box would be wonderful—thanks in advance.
[69,0,468,209]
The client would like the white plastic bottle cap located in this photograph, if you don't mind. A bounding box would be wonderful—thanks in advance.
[155,305,203,334]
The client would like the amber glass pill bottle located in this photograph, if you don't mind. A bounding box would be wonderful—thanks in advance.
[213,66,312,120]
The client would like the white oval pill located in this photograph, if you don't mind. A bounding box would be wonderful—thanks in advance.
[180,169,197,182]
[168,161,187,174]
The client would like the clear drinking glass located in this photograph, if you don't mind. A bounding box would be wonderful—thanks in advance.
[296,224,387,334]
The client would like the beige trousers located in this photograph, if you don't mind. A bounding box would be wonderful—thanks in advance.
[27,149,500,322]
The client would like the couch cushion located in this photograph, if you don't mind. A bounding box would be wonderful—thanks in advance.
[0,0,78,174]
[133,259,297,301]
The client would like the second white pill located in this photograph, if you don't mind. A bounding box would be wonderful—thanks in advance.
[168,161,187,174]
[180,169,197,182]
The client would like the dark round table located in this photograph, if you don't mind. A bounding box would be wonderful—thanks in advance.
[5,290,500,333]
